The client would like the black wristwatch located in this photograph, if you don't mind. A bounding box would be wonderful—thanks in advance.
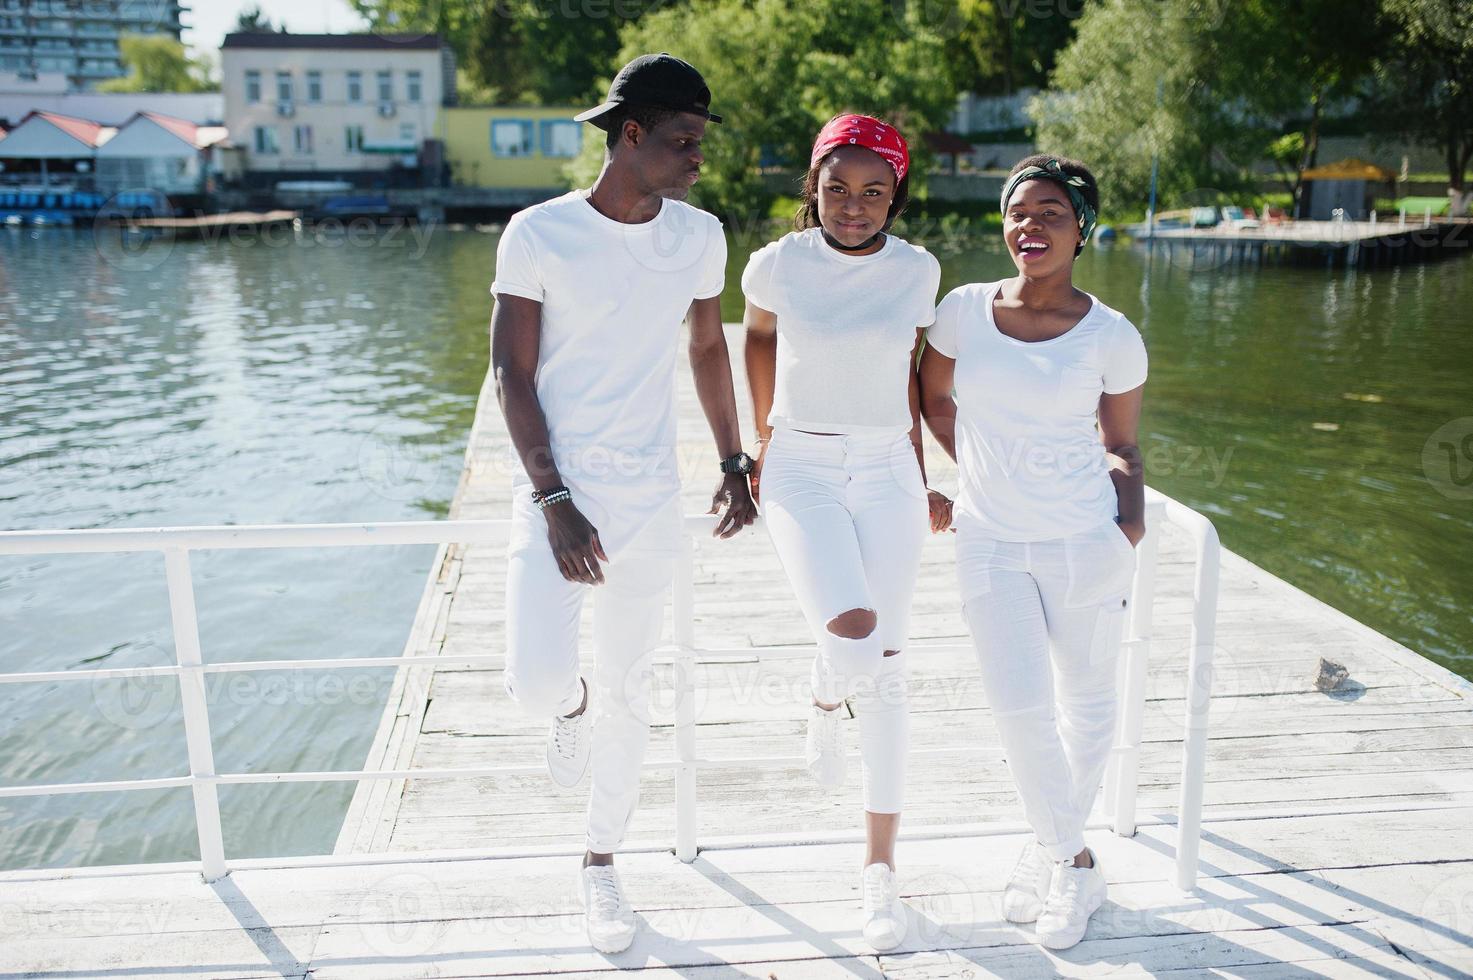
[720,452,755,475]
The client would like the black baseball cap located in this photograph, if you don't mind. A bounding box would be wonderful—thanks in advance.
[575,52,722,131]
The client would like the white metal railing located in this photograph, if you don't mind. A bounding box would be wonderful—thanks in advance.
[0,487,1219,889]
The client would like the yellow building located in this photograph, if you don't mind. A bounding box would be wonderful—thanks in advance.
[443,106,585,190]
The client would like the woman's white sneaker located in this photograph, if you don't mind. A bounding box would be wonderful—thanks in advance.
[1001,840,1053,923]
[805,703,845,788]
[546,680,591,788]
[579,864,636,953]
[860,862,908,951]
[1036,850,1107,950]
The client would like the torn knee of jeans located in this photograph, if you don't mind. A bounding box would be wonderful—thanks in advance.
[883,649,901,657]
[826,607,877,639]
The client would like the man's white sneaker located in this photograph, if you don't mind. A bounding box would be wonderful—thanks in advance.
[805,703,845,788]
[546,680,590,788]
[579,864,636,954]
[860,862,908,952]
[1001,840,1053,923]
[1036,850,1107,950]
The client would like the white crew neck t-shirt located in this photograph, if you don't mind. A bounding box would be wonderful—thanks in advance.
[490,189,726,558]
[925,280,1148,542]
[741,228,940,435]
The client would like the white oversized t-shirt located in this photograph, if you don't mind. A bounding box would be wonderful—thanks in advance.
[741,228,940,435]
[490,189,727,558]
[925,280,1148,541]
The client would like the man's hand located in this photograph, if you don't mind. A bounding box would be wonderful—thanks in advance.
[708,473,757,539]
[543,502,608,583]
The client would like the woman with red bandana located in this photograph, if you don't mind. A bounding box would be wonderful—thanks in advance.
[918,155,1148,950]
[741,113,948,951]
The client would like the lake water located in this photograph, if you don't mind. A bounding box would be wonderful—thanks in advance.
[2,219,1469,871]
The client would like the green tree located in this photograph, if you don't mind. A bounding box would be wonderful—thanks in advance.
[349,0,657,104]
[944,0,1080,100]
[572,0,957,217]
[1032,0,1384,215]
[233,5,283,32]
[1371,0,1473,212]
[1030,0,1250,211]
[1217,0,1385,217]
[98,35,217,93]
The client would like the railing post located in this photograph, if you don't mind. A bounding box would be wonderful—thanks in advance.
[1107,502,1162,837]
[671,534,698,863]
[1176,523,1220,890]
[164,548,228,882]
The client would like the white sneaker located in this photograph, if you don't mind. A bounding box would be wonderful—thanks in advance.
[1036,850,1107,950]
[860,862,908,951]
[579,864,636,953]
[805,703,845,788]
[546,680,590,788]
[1001,840,1052,923]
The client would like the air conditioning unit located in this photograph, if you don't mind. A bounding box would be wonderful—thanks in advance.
[377,101,396,118]
[276,101,294,117]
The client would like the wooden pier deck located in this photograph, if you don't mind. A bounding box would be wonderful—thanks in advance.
[5,324,1473,978]
[1124,217,1470,269]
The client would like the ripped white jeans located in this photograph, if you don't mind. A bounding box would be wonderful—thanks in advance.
[957,519,1135,860]
[760,425,929,814]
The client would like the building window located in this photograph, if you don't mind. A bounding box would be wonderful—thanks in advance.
[376,69,392,103]
[491,119,534,157]
[306,70,321,103]
[245,69,261,103]
[293,125,313,155]
[406,70,421,103]
[540,119,582,158]
[347,70,362,102]
[276,70,292,103]
[253,126,279,155]
[345,125,364,152]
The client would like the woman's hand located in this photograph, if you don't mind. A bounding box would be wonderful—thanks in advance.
[1118,519,1145,548]
[750,440,768,506]
[927,489,953,533]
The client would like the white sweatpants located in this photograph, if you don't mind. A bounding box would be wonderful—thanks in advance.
[957,518,1135,860]
[760,425,929,814]
[503,497,679,855]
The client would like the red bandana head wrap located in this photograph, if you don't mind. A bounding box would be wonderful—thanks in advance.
[810,113,909,183]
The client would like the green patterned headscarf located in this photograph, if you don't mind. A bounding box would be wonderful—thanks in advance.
[999,159,1098,252]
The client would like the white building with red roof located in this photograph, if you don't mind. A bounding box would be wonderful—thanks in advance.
[95,110,237,194]
[0,109,114,187]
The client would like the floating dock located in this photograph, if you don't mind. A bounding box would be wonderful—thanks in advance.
[114,209,300,240]
[1128,217,1471,268]
[4,324,1473,977]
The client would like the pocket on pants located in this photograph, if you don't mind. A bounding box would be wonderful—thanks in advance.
[955,529,1001,603]
[1088,590,1130,665]
[1064,521,1136,608]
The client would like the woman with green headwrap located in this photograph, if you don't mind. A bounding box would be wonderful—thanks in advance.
[917,155,1148,951]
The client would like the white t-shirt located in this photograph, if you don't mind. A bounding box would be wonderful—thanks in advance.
[741,228,940,435]
[925,280,1148,542]
[490,189,727,557]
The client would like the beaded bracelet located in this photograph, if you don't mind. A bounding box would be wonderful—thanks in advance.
[532,486,572,509]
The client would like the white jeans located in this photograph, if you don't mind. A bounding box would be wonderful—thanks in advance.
[957,519,1134,860]
[503,496,678,854]
[761,425,929,814]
